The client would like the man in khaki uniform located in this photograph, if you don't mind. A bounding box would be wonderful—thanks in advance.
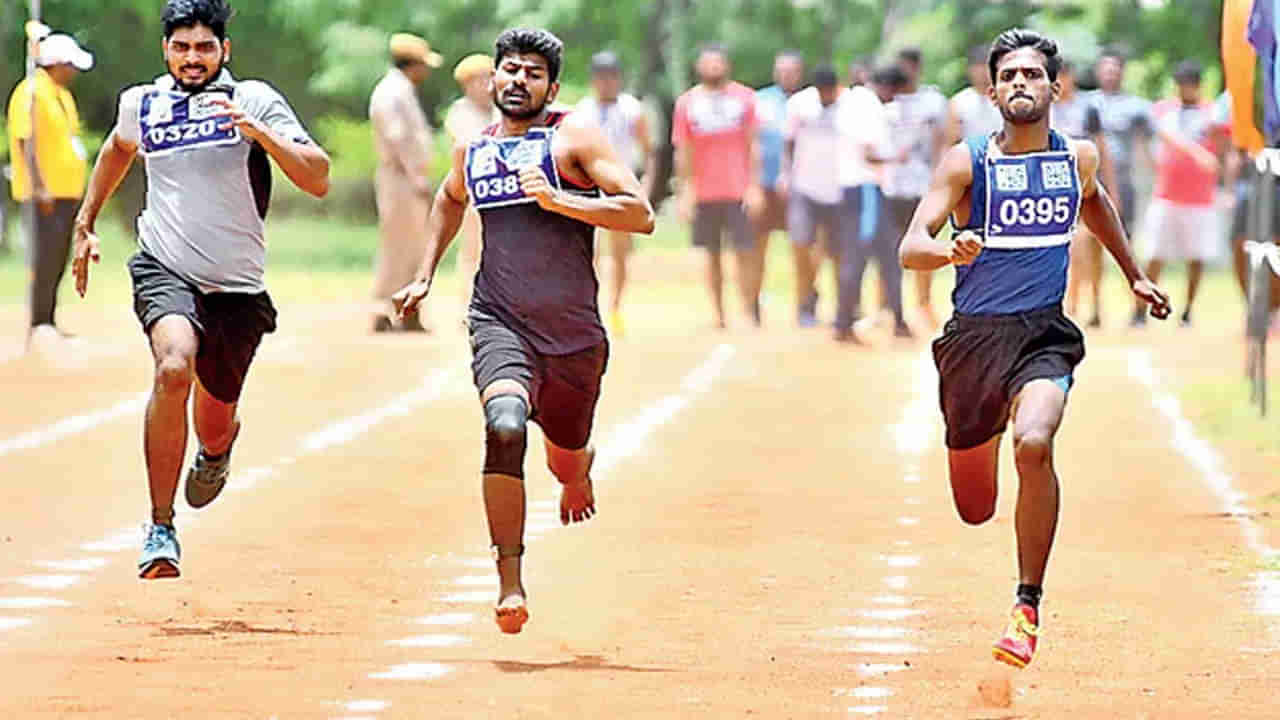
[369,33,442,332]
[443,53,498,325]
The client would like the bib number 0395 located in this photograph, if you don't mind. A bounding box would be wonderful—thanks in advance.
[998,196,1072,228]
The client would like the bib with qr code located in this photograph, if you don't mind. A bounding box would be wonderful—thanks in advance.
[464,127,561,210]
[139,88,242,157]
[982,151,1080,249]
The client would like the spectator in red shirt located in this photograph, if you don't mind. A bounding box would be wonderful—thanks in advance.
[1134,60,1228,328]
[673,45,764,329]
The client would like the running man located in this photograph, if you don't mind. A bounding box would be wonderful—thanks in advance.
[69,0,330,579]
[899,29,1170,668]
[578,50,655,337]
[393,28,654,634]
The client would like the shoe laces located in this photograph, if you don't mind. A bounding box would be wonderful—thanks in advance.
[1005,607,1039,642]
[143,525,172,552]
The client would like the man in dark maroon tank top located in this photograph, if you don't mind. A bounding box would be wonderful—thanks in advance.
[394,28,654,635]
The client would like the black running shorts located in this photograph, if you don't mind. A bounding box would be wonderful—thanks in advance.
[468,303,608,450]
[128,252,277,404]
[931,305,1085,450]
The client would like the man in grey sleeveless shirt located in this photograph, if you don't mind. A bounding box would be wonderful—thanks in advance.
[70,0,330,580]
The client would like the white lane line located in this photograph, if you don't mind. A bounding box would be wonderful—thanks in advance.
[904,497,922,506]
[437,591,491,604]
[892,540,912,547]
[871,595,909,605]
[859,609,924,621]
[414,613,475,626]
[452,575,492,587]
[881,555,920,568]
[37,558,106,572]
[368,663,452,680]
[343,700,389,712]
[0,393,147,458]
[902,474,921,485]
[852,688,893,699]
[302,370,452,453]
[386,634,469,648]
[0,597,71,609]
[883,576,909,590]
[13,575,80,590]
[897,517,920,526]
[852,642,922,655]
[848,706,888,715]
[1128,350,1280,621]
[822,626,907,639]
[81,528,137,553]
[0,617,34,631]
[454,558,491,569]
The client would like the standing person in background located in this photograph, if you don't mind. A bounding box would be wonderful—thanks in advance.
[847,58,873,88]
[673,45,763,330]
[1134,60,1227,328]
[1087,48,1153,324]
[946,45,1003,145]
[753,51,806,324]
[7,32,94,344]
[1055,60,1116,328]
[834,65,911,343]
[887,47,949,330]
[369,33,442,333]
[445,53,498,329]
[783,64,843,327]
[578,50,655,338]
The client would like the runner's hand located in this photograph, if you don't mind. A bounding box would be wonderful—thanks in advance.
[518,166,557,208]
[207,97,268,143]
[743,183,765,222]
[392,278,432,319]
[70,221,101,298]
[1132,278,1172,320]
[949,230,984,266]
[677,189,696,224]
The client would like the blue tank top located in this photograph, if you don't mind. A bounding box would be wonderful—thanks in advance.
[464,112,605,355]
[952,130,1081,316]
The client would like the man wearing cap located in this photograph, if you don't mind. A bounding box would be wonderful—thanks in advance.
[445,53,498,324]
[369,32,443,333]
[578,50,654,337]
[7,31,94,341]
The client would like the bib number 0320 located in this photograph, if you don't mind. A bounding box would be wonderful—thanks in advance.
[147,118,221,147]
[472,174,522,201]
[997,196,1072,228]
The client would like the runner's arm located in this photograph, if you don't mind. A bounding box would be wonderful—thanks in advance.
[521,116,654,234]
[70,128,140,297]
[1076,139,1170,316]
[415,142,472,284]
[899,143,973,270]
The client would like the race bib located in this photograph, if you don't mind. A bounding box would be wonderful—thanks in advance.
[984,152,1080,248]
[139,88,241,157]
[465,127,560,210]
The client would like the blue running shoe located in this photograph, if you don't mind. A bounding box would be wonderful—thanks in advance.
[139,524,180,580]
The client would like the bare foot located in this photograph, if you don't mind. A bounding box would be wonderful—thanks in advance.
[495,593,529,634]
[560,448,597,525]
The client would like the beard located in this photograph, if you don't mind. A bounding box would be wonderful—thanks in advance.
[1001,95,1048,124]
[171,59,224,93]
[495,87,546,120]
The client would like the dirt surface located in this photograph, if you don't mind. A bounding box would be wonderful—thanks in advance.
[1,285,1277,719]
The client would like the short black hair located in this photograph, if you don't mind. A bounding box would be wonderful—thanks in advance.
[872,65,908,89]
[776,49,804,63]
[1173,59,1203,84]
[591,50,621,73]
[698,43,729,60]
[494,28,564,83]
[813,64,838,88]
[393,57,421,70]
[162,0,233,40]
[1059,58,1076,75]
[988,28,1061,83]
[897,47,923,66]
[1099,44,1130,64]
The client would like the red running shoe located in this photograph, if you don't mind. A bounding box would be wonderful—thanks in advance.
[992,603,1039,668]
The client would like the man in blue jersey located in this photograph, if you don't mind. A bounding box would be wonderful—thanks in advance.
[393,28,654,635]
[899,29,1170,669]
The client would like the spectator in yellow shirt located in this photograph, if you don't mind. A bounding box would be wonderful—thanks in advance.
[7,33,93,336]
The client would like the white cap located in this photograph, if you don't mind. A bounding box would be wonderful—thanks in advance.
[37,33,94,72]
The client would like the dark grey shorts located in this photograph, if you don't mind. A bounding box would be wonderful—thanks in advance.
[693,201,753,252]
[788,193,840,249]
[468,304,609,450]
[128,252,277,404]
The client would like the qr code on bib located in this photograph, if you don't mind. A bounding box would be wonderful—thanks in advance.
[1042,160,1072,190]
[995,164,1028,192]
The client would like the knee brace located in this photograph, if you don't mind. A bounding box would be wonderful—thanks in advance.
[484,395,528,478]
